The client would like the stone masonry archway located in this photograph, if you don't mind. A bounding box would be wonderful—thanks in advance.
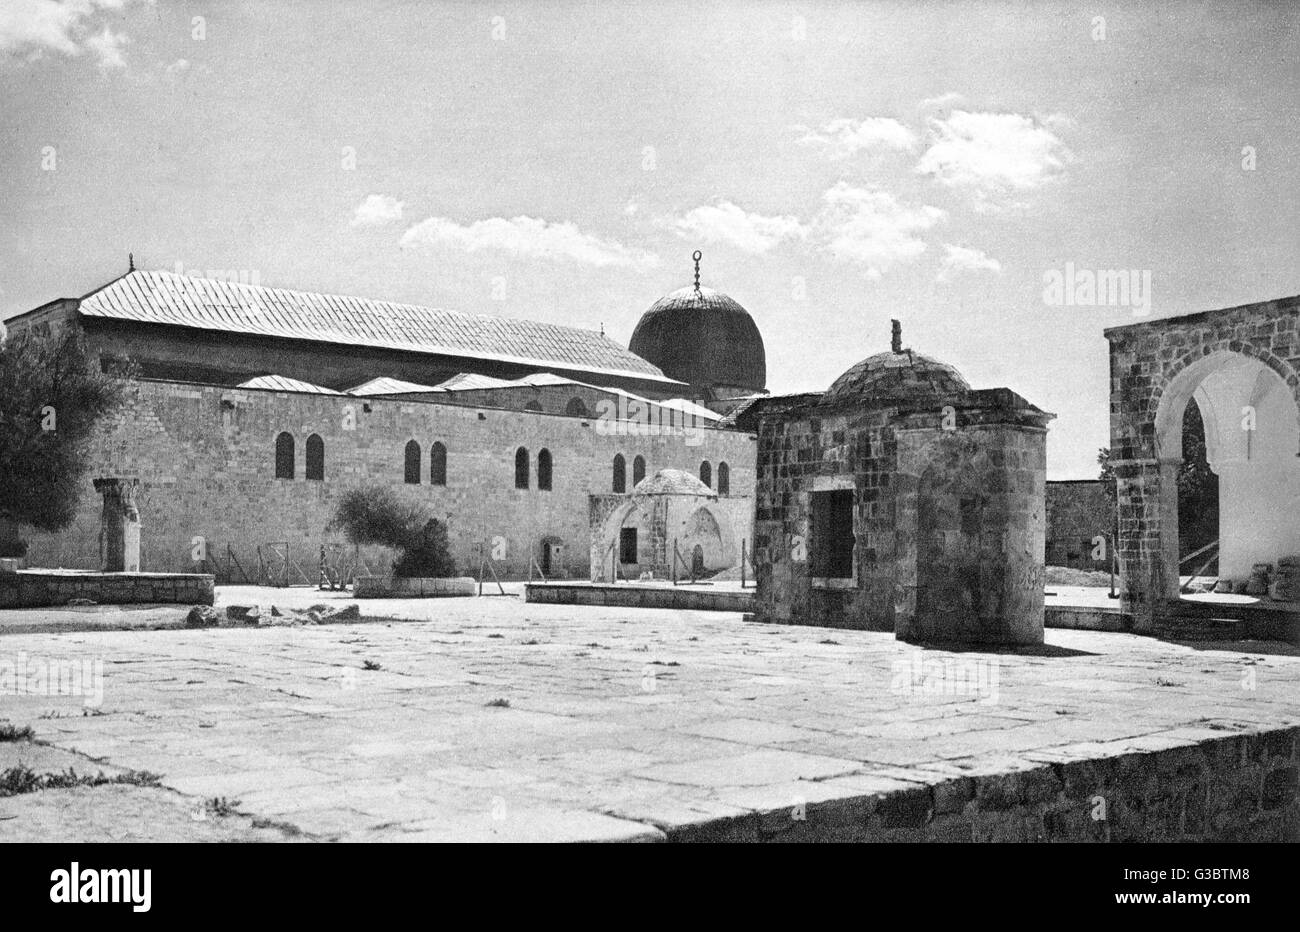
[1105,296,1300,631]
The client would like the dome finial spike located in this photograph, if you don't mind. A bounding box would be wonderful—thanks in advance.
[692,250,702,294]
[891,319,902,354]
[128,252,134,272]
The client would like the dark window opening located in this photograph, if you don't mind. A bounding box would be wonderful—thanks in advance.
[613,454,626,493]
[565,397,588,417]
[305,434,324,481]
[404,440,421,484]
[632,455,646,486]
[515,447,529,489]
[619,527,638,565]
[717,461,730,495]
[274,432,295,479]
[537,448,553,491]
[430,441,447,486]
[699,460,712,488]
[811,489,855,579]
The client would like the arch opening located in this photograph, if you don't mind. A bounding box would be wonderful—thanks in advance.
[1155,351,1300,587]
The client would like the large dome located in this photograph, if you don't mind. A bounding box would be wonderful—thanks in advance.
[629,282,766,396]
[825,349,970,405]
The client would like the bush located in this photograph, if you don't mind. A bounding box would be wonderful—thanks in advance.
[0,327,127,538]
[330,487,456,578]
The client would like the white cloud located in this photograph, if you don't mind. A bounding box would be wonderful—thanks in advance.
[400,214,659,271]
[919,92,966,112]
[673,200,806,254]
[164,57,189,76]
[351,194,405,228]
[83,24,125,70]
[916,110,1072,206]
[796,117,917,159]
[937,243,1002,281]
[0,0,146,68]
[813,182,945,279]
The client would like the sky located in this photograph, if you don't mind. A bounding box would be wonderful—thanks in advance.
[2,0,1297,478]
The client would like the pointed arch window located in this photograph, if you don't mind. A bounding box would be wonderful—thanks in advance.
[538,449,553,491]
[717,461,730,495]
[613,454,626,493]
[632,455,646,486]
[699,460,712,488]
[430,441,447,486]
[515,447,530,489]
[305,434,324,481]
[274,432,295,479]
[404,440,421,484]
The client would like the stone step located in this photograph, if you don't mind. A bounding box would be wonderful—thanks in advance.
[1156,613,1247,642]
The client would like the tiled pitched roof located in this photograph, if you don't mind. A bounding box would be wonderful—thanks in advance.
[78,270,679,385]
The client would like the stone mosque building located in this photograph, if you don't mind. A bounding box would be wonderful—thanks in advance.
[5,256,766,580]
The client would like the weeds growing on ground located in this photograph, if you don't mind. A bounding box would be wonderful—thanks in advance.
[0,765,162,797]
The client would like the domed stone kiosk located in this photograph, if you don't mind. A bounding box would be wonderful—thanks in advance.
[749,322,1054,646]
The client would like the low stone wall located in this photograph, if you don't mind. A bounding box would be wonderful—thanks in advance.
[1045,605,1127,632]
[526,582,755,612]
[353,576,477,598]
[0,570,214,608]
[671,725,1300,842]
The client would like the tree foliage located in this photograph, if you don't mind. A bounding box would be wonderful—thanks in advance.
[0,327,126,546]
[330,486,457,578]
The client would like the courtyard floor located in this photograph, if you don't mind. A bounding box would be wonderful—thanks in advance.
[2,588,1299,841]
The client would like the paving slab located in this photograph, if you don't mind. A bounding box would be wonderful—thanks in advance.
[2,590,1300,841]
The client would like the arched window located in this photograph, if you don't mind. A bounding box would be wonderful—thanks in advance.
[537,448,553,491]
[612,454,626,493]
[274,432,295,479]
[717,461,730,496]
[632,455,646,486]
[565,397,588,418]
[404,440,421,484]
[515,447,529,489]
[430,441,447,486]
[699,460,712,488]
[306,434,324,481]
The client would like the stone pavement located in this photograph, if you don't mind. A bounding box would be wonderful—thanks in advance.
[2,592,1300,841]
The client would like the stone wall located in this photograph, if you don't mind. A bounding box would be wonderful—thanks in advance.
[0,570,214,608]
[1105,295,1300,630]
[20,378,755,580]
[672,726,1300,842]
[1046,479,1112,569]
[753,407,897,630]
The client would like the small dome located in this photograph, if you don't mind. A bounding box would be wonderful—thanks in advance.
[629,282,766,395]
[825,350,970,404]
[631,468,716,497]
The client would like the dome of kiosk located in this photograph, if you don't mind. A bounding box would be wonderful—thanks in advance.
[825,321,970,404]
[631,468,716,497]
[629,253,766,396]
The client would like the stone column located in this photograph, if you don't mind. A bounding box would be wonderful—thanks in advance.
[93,478,141,573]
[1113,458,1176,633]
